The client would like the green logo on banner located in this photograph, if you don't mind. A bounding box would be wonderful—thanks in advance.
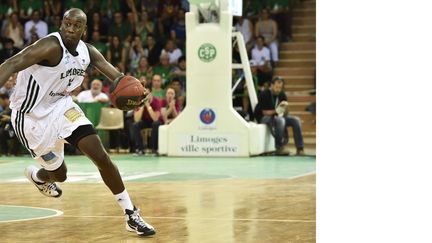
[198,43,217,62]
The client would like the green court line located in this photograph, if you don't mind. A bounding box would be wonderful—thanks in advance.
[0,155,316,182]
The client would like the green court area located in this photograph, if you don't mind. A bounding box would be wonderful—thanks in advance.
[0,155,315,183]
[0,205,62,223]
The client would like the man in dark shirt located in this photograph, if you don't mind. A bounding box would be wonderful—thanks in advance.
[0,93,19,155]
[254,77,305,155]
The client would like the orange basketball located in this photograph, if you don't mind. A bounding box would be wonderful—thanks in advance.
[109,75,145,111]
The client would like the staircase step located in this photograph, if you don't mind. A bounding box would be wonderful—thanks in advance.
[280,50,315,59]
[293,9,316,17]
[287,95,316,103]
[284,84,315,92]
[277,59,316,68]
[300,1,316,9]
[293,17,316,25]
[274,67,315,76]
[292,25,316,34]
[288,102,313,111]
[281,42,316,51]
[292,33,316,42]
[282,75,315,85]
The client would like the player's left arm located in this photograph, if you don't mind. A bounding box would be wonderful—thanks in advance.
[86,43,123,82]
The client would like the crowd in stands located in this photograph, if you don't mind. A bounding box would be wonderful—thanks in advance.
[0,0,306,156]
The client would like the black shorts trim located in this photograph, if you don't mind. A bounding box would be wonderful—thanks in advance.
[65,124,97,148]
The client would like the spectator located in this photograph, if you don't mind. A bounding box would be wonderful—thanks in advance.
[0,38,21,64]
[243,0,262,20]
[0,93,19,156]
[255,8,279,63]
[20,0,43,21]
[108,11,132,43]
[24,10,48,44]
[132,93,161,155]
[169,55,186,84]
[234,16,254,50]
[268,0,293,41]
[90,30,108,58]
[153,53,173,86]
[168,77,185,109]
[43,0,62,22]
[3,12,24,48]
[144,34,162,66]
[150,74,165,98]
[100,0,121,18]
[27,32,40,46]
[157,0,180,40]
[0,1,17,22]
[254,77,305,155]
[0,74,16,96]
[134,56,153,82]
[160,87,180,124]
[76,79,109,103]
[251,35,273,88]
[161,39,182,64]
[134,9,154,44]
[87,12,108,42]
[106,35,127,72]
[170,9,186,49]
[47,15,61,33]
[128,36,146,73]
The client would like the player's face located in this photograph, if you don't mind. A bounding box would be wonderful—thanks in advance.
[61,15,87,45]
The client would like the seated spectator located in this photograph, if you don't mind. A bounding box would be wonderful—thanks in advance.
[20,0,43,21]
[234,16,254,50]
[169,55,186,84]
[48,15,61,34]
[268,0,293,41]
[251,35,273,88]
[144,34,162,66]
[161,39,183,64]
[254,77,305,156]
[170,9,186,49]
[0,73,17,96]
[108,11,132,44]
[255,8,279,63]
[150,74,165,98]
[0,93,19,156]
[24,10,47,44]
[76,79,109,103]
[128,36,146,74]
[0,38,21,64]
[134,9,155,44]
[160,87,180,124]
[153,53,173,86]
[132,93,161,155]
[87,12,108,42]
[134,56,153,82]
[3,12,24,48]
[168,77,185,110]
[90,30,108,58]
[107,35,127,73]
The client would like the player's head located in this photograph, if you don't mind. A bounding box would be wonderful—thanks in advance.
[60,8,87,46]
[270,76,285,95]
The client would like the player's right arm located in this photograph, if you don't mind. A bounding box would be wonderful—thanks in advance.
[0,37,59,88]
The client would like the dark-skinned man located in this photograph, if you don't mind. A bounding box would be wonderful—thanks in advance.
[0,8,155,237]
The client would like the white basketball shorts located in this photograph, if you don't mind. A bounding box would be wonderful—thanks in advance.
[11,97,92,171]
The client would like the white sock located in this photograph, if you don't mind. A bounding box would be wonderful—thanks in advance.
[114,190,134,213]
[32,169,45,183]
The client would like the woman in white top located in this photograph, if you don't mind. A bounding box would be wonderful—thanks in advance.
[3,12,24,48]
[255,8,279,62]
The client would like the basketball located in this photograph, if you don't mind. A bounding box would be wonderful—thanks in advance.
[109,75,146,111]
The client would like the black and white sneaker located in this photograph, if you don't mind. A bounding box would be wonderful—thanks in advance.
[125,207,156,236]
[24,165,62,198]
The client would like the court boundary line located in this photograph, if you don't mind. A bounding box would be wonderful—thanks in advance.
[61,215,315,223]
[0,204,64,223]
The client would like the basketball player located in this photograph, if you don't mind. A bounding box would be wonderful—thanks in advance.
[0,9,155,236]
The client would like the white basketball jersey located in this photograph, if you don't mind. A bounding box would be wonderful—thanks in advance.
[10,32,91,118]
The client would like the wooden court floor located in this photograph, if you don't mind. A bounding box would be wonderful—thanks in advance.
[0,156,315,243]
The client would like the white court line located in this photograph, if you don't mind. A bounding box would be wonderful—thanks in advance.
[287,171,316,180]
[0,205,63,223]
[122,172,169,181]
[61,215,315,223]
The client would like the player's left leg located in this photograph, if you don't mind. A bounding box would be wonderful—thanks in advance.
[69,125,155,236]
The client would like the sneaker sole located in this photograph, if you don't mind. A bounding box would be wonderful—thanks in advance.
[125,224,156,236]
